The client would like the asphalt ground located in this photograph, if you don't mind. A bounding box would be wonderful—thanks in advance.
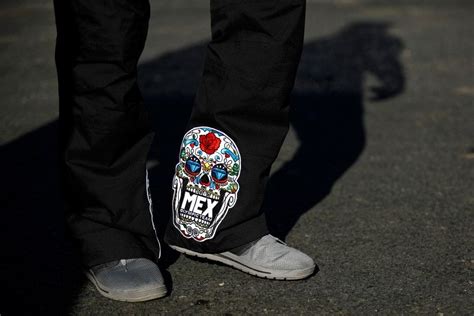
[1,1,473,315]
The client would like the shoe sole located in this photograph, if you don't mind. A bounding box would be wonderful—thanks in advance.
[170,245,315,280]
[85,270,167,302]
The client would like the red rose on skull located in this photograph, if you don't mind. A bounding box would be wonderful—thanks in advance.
[199,132,221,155]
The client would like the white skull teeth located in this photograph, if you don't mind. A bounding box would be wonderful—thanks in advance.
[186,184,220,201]
[179,213,212,227]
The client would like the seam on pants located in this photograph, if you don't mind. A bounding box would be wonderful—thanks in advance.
[146,169,161,259]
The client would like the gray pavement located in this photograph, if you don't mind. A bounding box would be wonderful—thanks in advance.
[1,0,473,315]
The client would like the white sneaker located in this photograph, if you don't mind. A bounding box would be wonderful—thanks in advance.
[170,235,316,280]
[85,258,167,302]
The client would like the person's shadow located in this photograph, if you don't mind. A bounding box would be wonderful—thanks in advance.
[0,21,404,313]
[263,22,405,239]
[0,121,83,315]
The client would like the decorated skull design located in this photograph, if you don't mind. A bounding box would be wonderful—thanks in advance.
[172,126,241,242]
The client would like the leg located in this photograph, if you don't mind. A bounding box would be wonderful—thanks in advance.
[54,0,160,268]
[165,0,307,253]
[54,0,167,301]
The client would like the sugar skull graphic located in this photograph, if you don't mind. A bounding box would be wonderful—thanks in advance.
[172,126,241,242]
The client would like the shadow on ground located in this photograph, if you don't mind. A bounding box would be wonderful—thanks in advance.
[0,121,84,314]
[1,21,404,313]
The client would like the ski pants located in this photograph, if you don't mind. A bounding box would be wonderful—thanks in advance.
[54,0,306,267]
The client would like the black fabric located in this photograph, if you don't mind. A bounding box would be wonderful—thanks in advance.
[54,0,306,264]
[164,0,306,253]
[54,0,160,267]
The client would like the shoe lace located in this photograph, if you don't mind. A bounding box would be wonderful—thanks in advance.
[120,259,129,272]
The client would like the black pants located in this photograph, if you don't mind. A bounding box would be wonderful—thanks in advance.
[54,0,305,267]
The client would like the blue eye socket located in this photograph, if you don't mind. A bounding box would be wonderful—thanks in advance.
[211,164,228,183]
[185,156,201,175]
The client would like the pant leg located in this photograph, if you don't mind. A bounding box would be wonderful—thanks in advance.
[54,0,160,267]
[165,0,306,253]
